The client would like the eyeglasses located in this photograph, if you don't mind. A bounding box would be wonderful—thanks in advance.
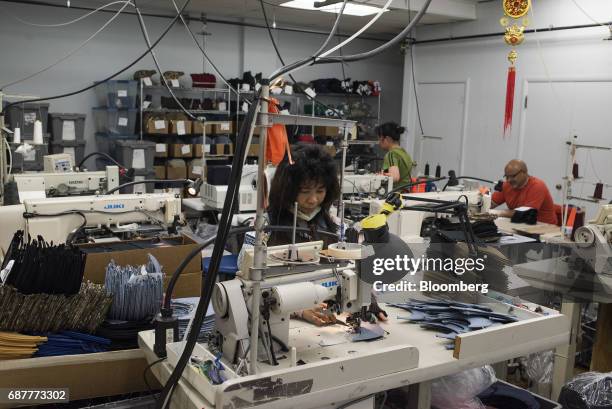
[504,170,523,179]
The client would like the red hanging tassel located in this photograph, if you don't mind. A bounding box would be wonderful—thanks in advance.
[504,66,516,139]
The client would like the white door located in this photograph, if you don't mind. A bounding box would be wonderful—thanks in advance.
[521,80,612,218]
[415,82,466,177]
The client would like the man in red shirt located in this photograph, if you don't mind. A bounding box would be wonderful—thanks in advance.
[491,160,558,225]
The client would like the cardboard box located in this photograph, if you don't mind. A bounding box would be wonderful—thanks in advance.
[192,122,213,135]
[163,271,201,298]
[0,349,154,406]
[79,234,201,284]
[187,159,204,179]
[314,126,340,138]
[169,119,192,136]
[248,143,260,157]
[213,122,233,134]
[211,143,233,156]
[154,164,166,179]
[324,145,337,157]
[154,143,168,158]
[169,143,193,158]
[144,116,169,134]
[166,159,187,179]
[193,144,212,158]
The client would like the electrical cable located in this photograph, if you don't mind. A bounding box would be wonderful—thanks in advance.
[143,357,165,396]
[155,92,261,409]
[0,0,133,27]
[77,151,125,169]
[133,1,198,120]
[316,0,393,59]
[2,0,193,112]
[259,0,344,118]
[409,40,425,135]
[569,0,610,27]
[105,178,190,195]
[169,0,245,102]
[311,0,348,57]
[0,0,133,90]
[309,0,433,65]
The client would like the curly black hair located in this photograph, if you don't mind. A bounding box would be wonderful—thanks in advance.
[268,144,340,229]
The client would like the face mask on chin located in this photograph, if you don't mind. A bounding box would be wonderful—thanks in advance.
[295,206,321,222]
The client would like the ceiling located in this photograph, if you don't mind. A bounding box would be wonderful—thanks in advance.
[39,0,479,36]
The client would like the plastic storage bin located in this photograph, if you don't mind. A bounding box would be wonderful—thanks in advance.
[9,143,48,172]
[94,133,139,156]
[93,108,138,136]
[4,102,50,138]
[48,113,86,142]
[113,140,155,170]
[50,140,86,166]
[121,169,156,194]
[95,80,138,108]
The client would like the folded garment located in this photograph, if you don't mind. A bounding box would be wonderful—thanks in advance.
[511,207,538,225]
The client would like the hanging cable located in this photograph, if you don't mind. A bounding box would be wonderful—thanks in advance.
[311,0,348,57]
[409,41,424,135]
[569,0,610,27]
[0,0,133,27]
[2,0,193,112]
[317,0,393,59]
[133,1,197,120]
[0,0,133,90]
[169,0,249,104]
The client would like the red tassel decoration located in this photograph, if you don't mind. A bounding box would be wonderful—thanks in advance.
[504,66,516,139]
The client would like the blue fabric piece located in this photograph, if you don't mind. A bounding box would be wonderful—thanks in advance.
[202,255,239,274]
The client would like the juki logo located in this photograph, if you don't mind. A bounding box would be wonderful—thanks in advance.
[104,203,125,209]
[321,280,338,288]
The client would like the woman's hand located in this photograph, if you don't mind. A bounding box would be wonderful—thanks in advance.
[294,304,336,326]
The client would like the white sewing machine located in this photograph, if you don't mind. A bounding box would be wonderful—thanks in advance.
[201,165,274,212]
[162,241,418,408]
[10,166,120,203]
[342,174,393,197]
[573,204,612,274]
[0,193,182,254]
[369,190,491,243]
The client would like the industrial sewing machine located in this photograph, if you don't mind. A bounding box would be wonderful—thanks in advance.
[9,166,120,203]
[369,189,491,243]
[342,174,393,197]
[201,164,274,212]
[0,193,182,254]
[573,204,612,274]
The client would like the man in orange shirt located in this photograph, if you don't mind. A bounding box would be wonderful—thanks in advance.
[491,159,558,225]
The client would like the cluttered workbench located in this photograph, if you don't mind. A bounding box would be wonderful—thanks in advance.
[138,292,568,409]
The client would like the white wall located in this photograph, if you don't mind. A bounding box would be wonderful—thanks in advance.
[402,0,612,217]
[0,2,404,159]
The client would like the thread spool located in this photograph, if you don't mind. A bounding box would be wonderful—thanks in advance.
[435,164,441,178]
[593,183,604,200]
[13,127,21,144]
[571,208,585,242]
[572,163,579,179]
[32,120,43,145]
[218,101,227,111]
[424,163,430,176]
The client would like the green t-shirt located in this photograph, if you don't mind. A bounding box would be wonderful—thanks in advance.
[383,147,413,189]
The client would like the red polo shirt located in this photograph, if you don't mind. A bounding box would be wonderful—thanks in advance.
[492,176,558,225]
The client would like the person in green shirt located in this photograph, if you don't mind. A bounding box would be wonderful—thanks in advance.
[377,122,413,190]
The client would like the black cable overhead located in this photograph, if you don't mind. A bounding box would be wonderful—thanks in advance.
[2,0,193,111]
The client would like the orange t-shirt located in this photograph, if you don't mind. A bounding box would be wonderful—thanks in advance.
[492,176,558,225]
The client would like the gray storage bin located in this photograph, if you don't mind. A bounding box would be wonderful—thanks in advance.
[50,140,86,166]
[95,133,139,157]
[49,113,86,142]
[9,143,48,172]
[93,108,138,135]
[483,381,562,409]
[121,169,156,194]
[95,80,138,108]
[113,139,155,170]
[4,102,49,138]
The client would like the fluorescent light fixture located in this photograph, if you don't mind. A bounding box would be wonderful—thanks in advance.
[280,0,388,16]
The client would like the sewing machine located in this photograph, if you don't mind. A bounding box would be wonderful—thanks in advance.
[163,240,418,408]
[201,165,273,212]
[573,204,612,274]
[0,193,182,254]
[10,166,120,203]
[369,190,491,243]
[342,174,393,197]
